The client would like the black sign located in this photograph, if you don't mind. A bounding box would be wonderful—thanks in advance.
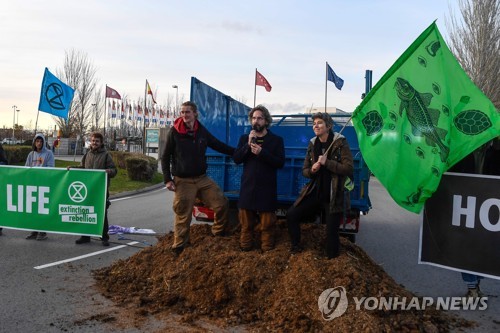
[420,172,500,279]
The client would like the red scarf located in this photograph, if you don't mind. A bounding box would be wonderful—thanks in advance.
[174,117,199,135]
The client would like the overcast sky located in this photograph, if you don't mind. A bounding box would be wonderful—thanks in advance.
[0,0,459,132]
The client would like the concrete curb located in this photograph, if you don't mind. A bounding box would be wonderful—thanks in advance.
[110,182,165,200]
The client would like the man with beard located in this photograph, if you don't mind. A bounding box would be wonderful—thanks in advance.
[233,105,285,252]
[68,132,117,246]
[161,101,235,256]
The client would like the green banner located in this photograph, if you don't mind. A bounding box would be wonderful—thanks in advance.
[0,166,107,236]
[352,22,499,213]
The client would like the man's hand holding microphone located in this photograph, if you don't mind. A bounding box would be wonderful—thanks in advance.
[248,130,262,155]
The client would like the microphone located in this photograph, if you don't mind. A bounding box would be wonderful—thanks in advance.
[251,137,257,144]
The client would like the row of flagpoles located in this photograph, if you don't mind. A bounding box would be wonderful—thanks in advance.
[105,82,175,130]
[36,63,345,135]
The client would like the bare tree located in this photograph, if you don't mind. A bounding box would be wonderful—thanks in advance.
[446,0,500,109]
[54,49,98,138]
[446,0,500,173]
[90,86,105,133]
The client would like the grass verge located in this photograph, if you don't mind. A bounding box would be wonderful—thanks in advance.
[55,159,163,195]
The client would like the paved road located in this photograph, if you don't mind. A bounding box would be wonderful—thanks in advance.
[357,179,500,332]
[0,184,173,333]
[0,166,498,332]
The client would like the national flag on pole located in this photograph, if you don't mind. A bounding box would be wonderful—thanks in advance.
[159,108,165,126]
[38,67,75,119]
[127,101,133,121]
[256,70,272,92]
[120,101,125,119]
[146,80,157,104]
[327,64,344,90]
[137,105,142,121]
[352,22,499,213]
[111,100,117,118]
[106,86,121,99]
[133,103,139,121]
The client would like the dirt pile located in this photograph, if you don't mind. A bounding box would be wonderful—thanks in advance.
[94,223,471,332]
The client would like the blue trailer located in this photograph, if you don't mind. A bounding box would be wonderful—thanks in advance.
[189,77,371,242]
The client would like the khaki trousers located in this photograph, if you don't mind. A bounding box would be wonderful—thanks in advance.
[172,175,228,249]
[239,209,276,251]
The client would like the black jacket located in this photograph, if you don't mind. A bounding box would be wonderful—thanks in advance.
[161,122,234,182]
[233,130,285,211]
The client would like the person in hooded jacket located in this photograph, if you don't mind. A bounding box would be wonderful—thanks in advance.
[25,133,55,240]
[161,101,235,255]
[287,112,354,259]
[68,132,117,246]
[233,105,285,252]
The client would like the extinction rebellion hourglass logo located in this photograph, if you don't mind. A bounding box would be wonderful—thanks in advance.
[59,181,98,224]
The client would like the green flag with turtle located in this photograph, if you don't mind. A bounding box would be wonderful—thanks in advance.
[352,22,499,213]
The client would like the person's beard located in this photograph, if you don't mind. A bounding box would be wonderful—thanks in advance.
[252,124,265,133]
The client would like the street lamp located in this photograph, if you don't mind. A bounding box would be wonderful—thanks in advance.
[12,105,17,139]
[16,109,20,140]
[172,85,178,117]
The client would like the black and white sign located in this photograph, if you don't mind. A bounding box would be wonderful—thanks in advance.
[419,172,500,280]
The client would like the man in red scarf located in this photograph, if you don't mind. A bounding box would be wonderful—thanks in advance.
[161,101,235,255]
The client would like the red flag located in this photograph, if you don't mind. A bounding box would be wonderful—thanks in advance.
[106,86,121,99]
[146,80,157,104]
[256,70,272,92]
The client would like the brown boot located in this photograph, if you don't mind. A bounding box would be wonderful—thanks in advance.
[239,209,255,251]
[260,212,276,252]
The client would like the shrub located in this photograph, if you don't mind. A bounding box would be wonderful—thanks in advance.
[109,151,129,169]
[109,151,157,172]
[4,146,32,164]
[125,155,158,181]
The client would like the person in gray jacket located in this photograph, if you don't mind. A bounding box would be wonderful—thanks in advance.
[25,133,55,241]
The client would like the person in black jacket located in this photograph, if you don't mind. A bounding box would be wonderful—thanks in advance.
[161,101,235,255]
[233,105,285,252]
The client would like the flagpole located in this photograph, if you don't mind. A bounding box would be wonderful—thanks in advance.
[324,114,353,155]
[143,80,147,154]
[104,85,107,139]
[325,62,328,113]
[253,68,257,107]
[34,110,40,134]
